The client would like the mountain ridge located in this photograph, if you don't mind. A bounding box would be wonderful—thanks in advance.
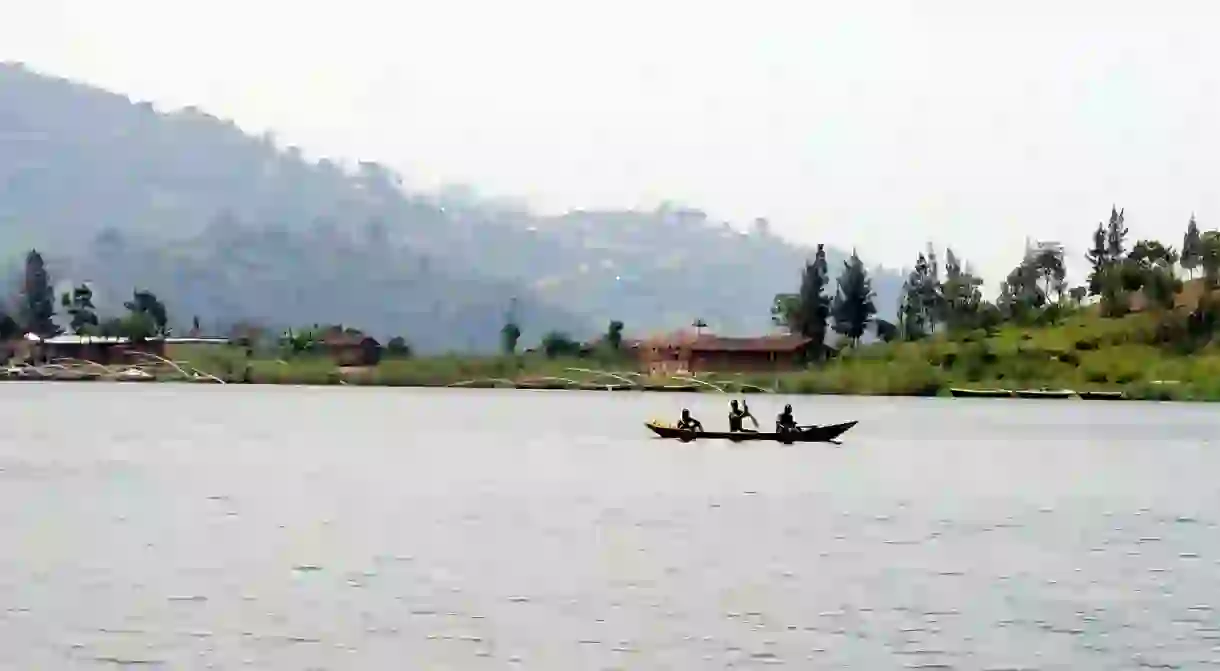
[0,61,903,349]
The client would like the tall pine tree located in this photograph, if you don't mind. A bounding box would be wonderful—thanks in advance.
[920,244,944,331]
[831,250,876,346]
[795,244,831,358]
[1182,214,1202,279]
[897,288,923,340]
[773,244,831,359]
[1086,206,1129,299]
[940,247,983,329]
[1085,222,1108,296]
[500,298,521,354]
[1105,205,1128,261]
[19,250,58,338]
[898,250,944,338]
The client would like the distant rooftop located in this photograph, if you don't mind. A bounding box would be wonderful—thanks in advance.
[25,334,230,345]
[35,335,129,345]
[640,331,812,353]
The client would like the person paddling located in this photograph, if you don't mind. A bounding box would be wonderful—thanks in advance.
[775,403,799,434]
[728,399,758,433]
[677,409,704,433]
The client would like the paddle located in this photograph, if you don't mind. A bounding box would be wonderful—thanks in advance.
[741,398,760,429]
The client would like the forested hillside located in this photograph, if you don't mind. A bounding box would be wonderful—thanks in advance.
[0,62,902,350]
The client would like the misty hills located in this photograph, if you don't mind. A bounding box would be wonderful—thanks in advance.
[0,62,902,351]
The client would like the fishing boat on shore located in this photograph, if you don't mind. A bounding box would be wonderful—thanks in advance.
[513,379,572,390]
[1013,388,1075,399]
[1077,390,1125,400]
[645,420,858,444]
[639,383,700,392]
[950,386,1125,401]
[949,388,1014,398]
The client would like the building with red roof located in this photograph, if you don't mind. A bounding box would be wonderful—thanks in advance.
[638,331,813,375]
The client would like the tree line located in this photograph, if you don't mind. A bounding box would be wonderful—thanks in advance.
[769,245,880,351]
[499,297,628,359]
[0,249,427,359]
[772,206,1220,355]
[12,204,1218,360]
[0,250,172,342]
[0,246,600,361]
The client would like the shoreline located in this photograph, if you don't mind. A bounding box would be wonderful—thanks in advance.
[7,316,1212,401]
[0,368,1191,402]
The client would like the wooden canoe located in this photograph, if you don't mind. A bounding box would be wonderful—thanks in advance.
[645,420,858,444]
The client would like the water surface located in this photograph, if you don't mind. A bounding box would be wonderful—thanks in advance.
[1,384,1219,669]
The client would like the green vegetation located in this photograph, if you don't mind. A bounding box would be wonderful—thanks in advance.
[158,309,1220,401]
[18,250,57,337]
[0,249,176,344]
[757,205,1220,401]
[830,250,876,346]
[61,283,99,335]
[3,56,1220,400]
[730,311,1218,401]
[771,243,832,360]
[166,344,643,388]
[162,303,1220,403]
[10,202,1220,405]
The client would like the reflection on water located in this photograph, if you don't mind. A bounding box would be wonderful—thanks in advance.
[1,384,1219,668]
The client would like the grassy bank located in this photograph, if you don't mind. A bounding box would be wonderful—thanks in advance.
[737,311,1220,401]
[157,312,1220,401]
[168,346,670,388]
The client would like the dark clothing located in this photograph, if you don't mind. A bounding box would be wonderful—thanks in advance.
[728,408,746,432]
[776,410,797,432]
[678,416,703,432]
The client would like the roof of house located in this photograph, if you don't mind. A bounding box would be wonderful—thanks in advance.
[39,335,132,345]
[164,337,230,345]
[644,328,701,345]
[641,331,812,353]
[585,335,643,349]
[687,334,813,353]
[30,335,230,346]
[319,332,380,347]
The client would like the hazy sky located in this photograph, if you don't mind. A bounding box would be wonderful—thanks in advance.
[4,0,1220,283]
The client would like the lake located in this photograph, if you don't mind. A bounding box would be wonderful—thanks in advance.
[2,384,1219,669]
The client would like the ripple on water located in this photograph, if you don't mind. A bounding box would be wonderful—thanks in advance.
[5,389,1220,668]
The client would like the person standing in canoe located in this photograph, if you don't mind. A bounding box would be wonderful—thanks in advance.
[776,404,799,434]
[728,399,757,433]
[677,409,704,432]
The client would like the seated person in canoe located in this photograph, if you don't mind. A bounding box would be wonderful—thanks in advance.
[776,404,799,433]
[677,409,704,432]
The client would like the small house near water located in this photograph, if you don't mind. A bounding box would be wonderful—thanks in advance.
[20,334,167,365]
[318,330,382,367]
[639,332,814,375]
